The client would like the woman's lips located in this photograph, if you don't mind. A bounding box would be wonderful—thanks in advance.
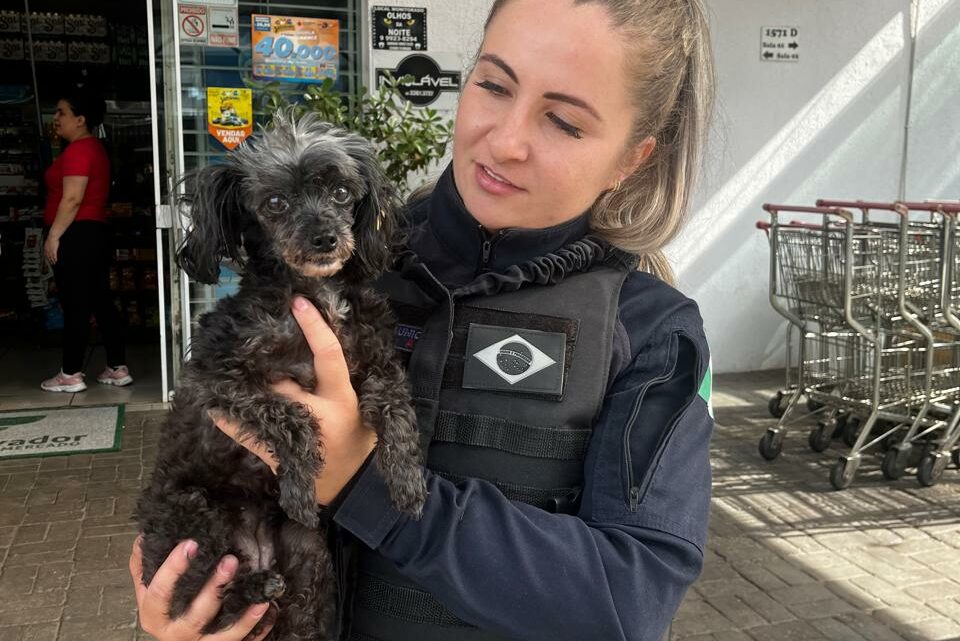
[475,162,523,196]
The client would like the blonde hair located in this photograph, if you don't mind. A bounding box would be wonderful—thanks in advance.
[413,0,715,284]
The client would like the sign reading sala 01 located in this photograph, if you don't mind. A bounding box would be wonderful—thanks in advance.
[375,53,460,106]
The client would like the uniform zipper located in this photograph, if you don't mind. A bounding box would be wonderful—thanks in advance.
[623,344,678,512]
[479,226,505,267]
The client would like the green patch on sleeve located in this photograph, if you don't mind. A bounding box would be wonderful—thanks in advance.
[697,361,713,418]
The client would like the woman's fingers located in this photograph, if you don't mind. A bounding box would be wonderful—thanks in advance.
[128,535,148,605]
[141,539,198,620]
[291,297,352,399]
[176,554,239,633]
[208,603,273,641]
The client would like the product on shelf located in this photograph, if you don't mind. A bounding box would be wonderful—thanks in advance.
[0,11,22,33]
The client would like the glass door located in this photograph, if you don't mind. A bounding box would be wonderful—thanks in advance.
[154,0,362,372]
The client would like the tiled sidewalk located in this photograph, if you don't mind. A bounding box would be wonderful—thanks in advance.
[0,370,957,641]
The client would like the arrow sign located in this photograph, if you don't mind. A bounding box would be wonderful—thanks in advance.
[761,26,800,63]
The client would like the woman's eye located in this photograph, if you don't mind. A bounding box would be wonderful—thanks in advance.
[546,112,583,140]
[474,80,508,96]
[266,195,289,213]
[331,186,352,205]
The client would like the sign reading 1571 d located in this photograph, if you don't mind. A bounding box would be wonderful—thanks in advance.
[251,14,340,84]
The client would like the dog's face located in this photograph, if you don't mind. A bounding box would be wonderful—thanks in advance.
[177,111,399,284]
[238,134,367,279]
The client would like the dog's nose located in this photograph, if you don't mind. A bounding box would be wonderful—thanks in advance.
[312,234,339,252]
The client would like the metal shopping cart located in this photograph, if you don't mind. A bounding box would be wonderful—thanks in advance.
[819,200,960,487]
[757,200,960,489]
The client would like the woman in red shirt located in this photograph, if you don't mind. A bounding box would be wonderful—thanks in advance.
[41,88,132,392]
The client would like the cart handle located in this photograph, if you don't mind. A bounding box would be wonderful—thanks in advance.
[761,204,853,221]
[816,199,899,211]
[756,220,845,232]
[896,201,960,215]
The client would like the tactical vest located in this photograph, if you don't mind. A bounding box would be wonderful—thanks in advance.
[347,239,634,641]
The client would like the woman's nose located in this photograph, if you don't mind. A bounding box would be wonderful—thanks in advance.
[486,108,530,164]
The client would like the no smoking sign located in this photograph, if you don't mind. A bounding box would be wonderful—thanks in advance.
[179,4,208,45]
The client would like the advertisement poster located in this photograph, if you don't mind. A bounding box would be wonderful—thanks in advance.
[207,87,252,149]
[251,14,339,83]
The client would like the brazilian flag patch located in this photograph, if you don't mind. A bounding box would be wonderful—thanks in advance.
[697,359,713,418]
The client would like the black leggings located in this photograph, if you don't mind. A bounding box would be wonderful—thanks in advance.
[52,221,125,373]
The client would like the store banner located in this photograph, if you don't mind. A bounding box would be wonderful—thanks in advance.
[207,87,252,150]
[251,14,339,84]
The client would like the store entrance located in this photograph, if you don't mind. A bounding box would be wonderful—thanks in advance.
[0,0,170,410]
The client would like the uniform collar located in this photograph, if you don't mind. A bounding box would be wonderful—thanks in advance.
[420,164,592,276]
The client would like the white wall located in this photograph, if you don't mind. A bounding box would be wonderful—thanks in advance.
[360,0,959,374]
[672,0,960,373]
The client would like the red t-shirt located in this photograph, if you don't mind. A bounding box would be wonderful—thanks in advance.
[44,137,111,226]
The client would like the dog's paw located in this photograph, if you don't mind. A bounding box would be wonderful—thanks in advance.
[228,570,287,603]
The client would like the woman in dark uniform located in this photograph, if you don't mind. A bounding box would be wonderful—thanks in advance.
[130,1,716,639]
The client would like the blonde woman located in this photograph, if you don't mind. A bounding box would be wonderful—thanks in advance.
[130,1,716,639]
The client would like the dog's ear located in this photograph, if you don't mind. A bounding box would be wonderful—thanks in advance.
[345,148,403,281]
[176,162,248,285]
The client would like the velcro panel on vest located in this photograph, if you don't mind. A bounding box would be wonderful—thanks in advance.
[431,469,579,512]
[355,573,473,628]
[433,411,590,460]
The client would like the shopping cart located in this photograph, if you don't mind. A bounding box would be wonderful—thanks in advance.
[819,200,960,487]
[758,200,960,489]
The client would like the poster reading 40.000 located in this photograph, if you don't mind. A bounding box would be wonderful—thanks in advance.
[251,14,339,84]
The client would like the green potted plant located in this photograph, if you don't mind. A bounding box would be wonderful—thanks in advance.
[258,74,453,196]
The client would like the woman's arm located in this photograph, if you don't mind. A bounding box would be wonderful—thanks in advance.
[44,175,88,264]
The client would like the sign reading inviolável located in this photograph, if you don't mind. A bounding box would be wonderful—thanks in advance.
[761,26,800,62]
[375,53,460,107]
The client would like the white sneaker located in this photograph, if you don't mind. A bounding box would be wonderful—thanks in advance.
[97,365,133,387]
[41,370,87,393]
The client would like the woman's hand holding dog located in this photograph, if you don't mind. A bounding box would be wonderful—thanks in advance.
[128,297,377,638]
[129,537,276,641]
[214,295,378,505]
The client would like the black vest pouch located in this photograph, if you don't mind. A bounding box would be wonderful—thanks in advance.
[349,243,630,641]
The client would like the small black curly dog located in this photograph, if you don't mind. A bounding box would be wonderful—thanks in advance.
[136,111,426,640]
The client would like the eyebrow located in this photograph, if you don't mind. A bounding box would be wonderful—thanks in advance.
[477,53,603,123]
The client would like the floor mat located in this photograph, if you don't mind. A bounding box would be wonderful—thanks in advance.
[0,404,124,459]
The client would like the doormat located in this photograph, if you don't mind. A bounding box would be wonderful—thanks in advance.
[0,405,124,460]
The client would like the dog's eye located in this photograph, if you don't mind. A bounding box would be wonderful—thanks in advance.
[331,186,352,205]
[265,195,289,213]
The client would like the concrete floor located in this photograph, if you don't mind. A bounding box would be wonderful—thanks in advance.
[0,342,166,412]
[0,370,957,640]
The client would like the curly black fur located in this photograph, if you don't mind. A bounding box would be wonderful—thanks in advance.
[136,111,426,641]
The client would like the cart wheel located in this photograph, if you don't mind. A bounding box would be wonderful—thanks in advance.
[952,449,960,469]
[842,416,862,448]
[881,447,909,480]
[917,452,947,487]
[830,457,860,490]
[759,430,784,461]
[806,397,824,413]
[768,392,786,419]
[808,422,832,453]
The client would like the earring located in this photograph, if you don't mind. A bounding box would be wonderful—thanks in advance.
[612,179,622,193]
